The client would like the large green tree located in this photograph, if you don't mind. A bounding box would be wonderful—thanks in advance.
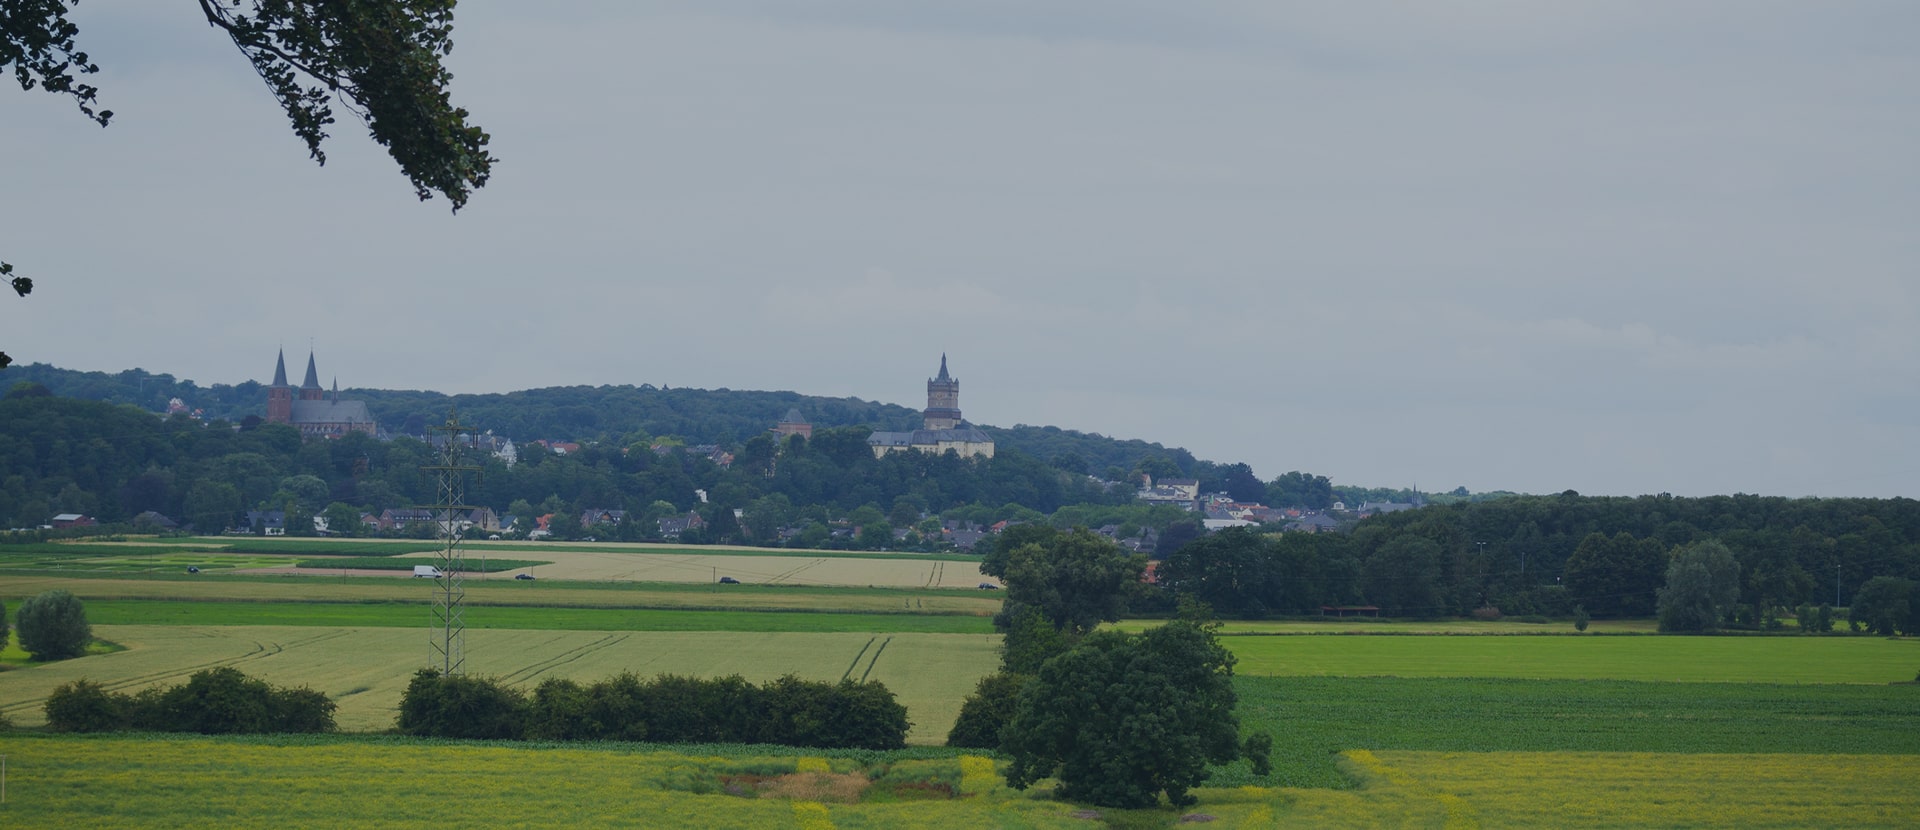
[2,0,495,367]
[16,588,91,660]
[1001,621,1269,808]
[994,527,1146,636]
[1657,540,1742,632]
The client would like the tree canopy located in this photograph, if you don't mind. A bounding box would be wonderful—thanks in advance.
[1001,621,1266,808]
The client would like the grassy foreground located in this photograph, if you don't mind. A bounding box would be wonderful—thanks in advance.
[1,735,1915,828]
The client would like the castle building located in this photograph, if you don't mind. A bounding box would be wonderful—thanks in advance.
[772,408,813,440]
[265,349,377,437]
[868,355,994,459]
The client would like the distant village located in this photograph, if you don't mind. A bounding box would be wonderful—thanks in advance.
[32,350,1422,545]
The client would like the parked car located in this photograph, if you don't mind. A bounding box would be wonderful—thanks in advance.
[187,566,200,574]
[718,576,740,584]
[977,582,1000,590]
[514,572,536,581]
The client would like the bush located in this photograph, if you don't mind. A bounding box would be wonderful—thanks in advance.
[45,679,129,732]
[46,669,333,734]
[1573,605,1590,632]
[1,596,9,645]
[946,672,1028,749]
[397,669,527,739]
[17,589,91,660]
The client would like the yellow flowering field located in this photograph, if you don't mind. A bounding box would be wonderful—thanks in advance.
[1274,749,1920,829]
[0,737,1086,829]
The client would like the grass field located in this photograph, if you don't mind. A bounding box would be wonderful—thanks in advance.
[1114,617,1657,635]
[0,625,1000,741]
[0,736,1914,828]
[1224,675,1920,788]
[76,599,996,633]
[1222,632,1920,683]
[0,574,1006,616]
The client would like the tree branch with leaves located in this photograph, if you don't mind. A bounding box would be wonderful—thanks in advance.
[2,0,495,367]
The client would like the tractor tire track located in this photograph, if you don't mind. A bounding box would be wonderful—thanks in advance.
[840,637,877,681]
[498,633,631,684]
[859,637,892,682]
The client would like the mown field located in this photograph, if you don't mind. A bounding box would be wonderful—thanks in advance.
[0,625,1000,740]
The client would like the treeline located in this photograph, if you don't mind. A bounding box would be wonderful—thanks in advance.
[1157,492,1920,616]
[0,394,1141,536]
[4,363,1203,477]
[399,669,909,750]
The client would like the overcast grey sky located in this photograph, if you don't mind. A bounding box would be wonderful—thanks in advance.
[4,2,1916,498]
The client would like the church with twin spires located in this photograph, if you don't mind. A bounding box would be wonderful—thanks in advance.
[867,355,995,459]
[265,349,378,437]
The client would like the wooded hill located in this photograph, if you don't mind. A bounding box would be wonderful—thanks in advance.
[2,362,1193,480]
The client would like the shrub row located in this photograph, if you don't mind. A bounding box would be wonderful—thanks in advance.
[397,669,910,750]
[45,667,336,734]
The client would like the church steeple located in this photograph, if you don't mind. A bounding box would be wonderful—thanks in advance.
[935,353,951,383]
[267,349,293,424]
[299,351,324,401]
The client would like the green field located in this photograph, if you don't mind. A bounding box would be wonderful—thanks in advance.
[1222,632,1920,684]
[1225,675,1920,788]
[77,599,996,633]
[292,556,549,572]
[6,539,1920,825]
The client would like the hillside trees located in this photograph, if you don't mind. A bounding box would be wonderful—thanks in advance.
[1850,576,1918,636]
[1564,532,1667,618]
[1657,540,1743,632]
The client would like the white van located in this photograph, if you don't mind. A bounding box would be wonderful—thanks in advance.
[412,565,444,578]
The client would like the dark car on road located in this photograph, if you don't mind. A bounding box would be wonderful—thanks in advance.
[718,576,740,584]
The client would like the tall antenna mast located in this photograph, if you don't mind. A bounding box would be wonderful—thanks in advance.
[422,408,482,674]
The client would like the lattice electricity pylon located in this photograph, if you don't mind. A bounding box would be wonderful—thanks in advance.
[421,408,483,674]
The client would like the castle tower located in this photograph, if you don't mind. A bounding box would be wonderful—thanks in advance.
[299,351,324,401]
[923,354,962,430]
[267,349,293,424]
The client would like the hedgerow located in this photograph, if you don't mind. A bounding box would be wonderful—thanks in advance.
[44,668,336,734]
[400,670,910,750]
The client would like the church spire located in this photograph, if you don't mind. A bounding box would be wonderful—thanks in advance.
[935,353,950,382]
[272,349,289,387]
[301,351,321,390]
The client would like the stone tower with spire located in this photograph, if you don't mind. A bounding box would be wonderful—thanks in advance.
[923,353,962,430]
[299,352,324,401]
[267,349,294,423]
